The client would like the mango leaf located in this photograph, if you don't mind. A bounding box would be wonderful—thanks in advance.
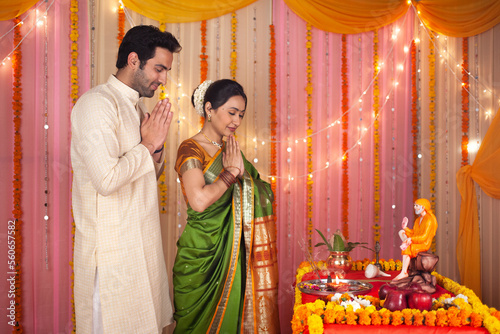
[314,229,334,252]
[332,234,346,251]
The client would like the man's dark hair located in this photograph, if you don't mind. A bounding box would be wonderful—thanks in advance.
[116,25,181,69]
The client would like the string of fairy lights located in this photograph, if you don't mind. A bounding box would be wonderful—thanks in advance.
[0,1,55,67]
[149,9,498,183]
[412,5,498,122]
[4,1,499,184]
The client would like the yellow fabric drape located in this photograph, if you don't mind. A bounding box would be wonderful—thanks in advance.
[121,0,258,23]
[283,0,409,34]
[284,0,500,37]
[456,108,500,299]
[0,0,38,20]
[3,0,500,36]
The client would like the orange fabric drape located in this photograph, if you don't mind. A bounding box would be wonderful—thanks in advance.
[456,108,500,298]
[283,0,500,37]
[121,0,258,23]
[415,0,500,37]
[0,0,38,20]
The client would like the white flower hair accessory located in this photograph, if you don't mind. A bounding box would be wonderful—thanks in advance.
[193,80,213,116]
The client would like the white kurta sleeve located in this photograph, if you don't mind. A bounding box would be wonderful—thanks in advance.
[72,92,154,196]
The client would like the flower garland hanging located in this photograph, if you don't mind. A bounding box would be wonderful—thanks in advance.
[199,20,208,127]
[411,40,418,202]
[70,0,79,105]
[269,24,277,223]
[341,34,349,240]
[429,34,436,253]
[230,12,237,80]
[305,23,314,252]
[69,0,80,330]
[117,1,125,45]
[156,23,168,213]
[200,20,208,83]
[12,16,23,332]
[461,37,469,167]
[372,30,381,244]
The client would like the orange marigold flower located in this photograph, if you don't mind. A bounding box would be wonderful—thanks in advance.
[425,311,437,326]
[345,310,357,325]
[470,312,483,327]
[413,311,424,326]
[402,309,413,325]
[381,311,391,325]
[291,318,305,333]
[371,311,382,326]
[336,310,346,324]
[436,309,448,327]
[324,309,335,324]
[391,311,404,326]
[295,305,310,322]
[358,310,371,325]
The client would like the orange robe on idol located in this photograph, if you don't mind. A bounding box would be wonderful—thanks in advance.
[402,213,438,258]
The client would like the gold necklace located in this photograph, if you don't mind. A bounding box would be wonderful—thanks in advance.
[200,131,222,149]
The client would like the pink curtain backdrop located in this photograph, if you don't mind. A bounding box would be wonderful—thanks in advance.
[273,1,415,329]
[0,0,89,332]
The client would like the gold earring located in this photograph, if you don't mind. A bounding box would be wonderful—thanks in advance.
[207,114,211,122]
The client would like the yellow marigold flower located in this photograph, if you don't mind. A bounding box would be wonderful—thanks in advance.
[307,314,324,334]
[334,304,345,312]
[365,305,376,314]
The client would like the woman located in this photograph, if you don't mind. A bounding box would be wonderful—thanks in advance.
[173,79,280,333]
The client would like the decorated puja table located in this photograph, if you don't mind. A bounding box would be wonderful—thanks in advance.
[292,260,500,334]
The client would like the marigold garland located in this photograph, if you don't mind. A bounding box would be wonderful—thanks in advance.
[117,2,125,45]
[12,16,23,333]
[230,12,237,79]
[157,23,168,213]
[341,34,349,240]
[372,30,381,244]
[461,37,469,167]
[200,20,208,83]
[70,0,80,330]
[305,23,314,252]
[293,263,499,333]
[428,34,437,253]
[199,20,208,127]
[411,40,419,202]
[269,24,277,226]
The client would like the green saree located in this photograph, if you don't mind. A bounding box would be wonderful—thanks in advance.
[173,139,280,334]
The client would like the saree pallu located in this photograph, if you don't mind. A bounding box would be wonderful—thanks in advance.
[173,149,280,334]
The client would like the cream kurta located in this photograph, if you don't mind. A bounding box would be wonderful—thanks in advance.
[71,75,173,333]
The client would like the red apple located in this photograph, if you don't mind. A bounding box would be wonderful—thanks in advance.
[407,291,432,311]
[384,289,408,311]
[378,283,397,300]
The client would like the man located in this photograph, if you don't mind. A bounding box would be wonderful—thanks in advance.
[393,198,438,281]
[71,25,181,333]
